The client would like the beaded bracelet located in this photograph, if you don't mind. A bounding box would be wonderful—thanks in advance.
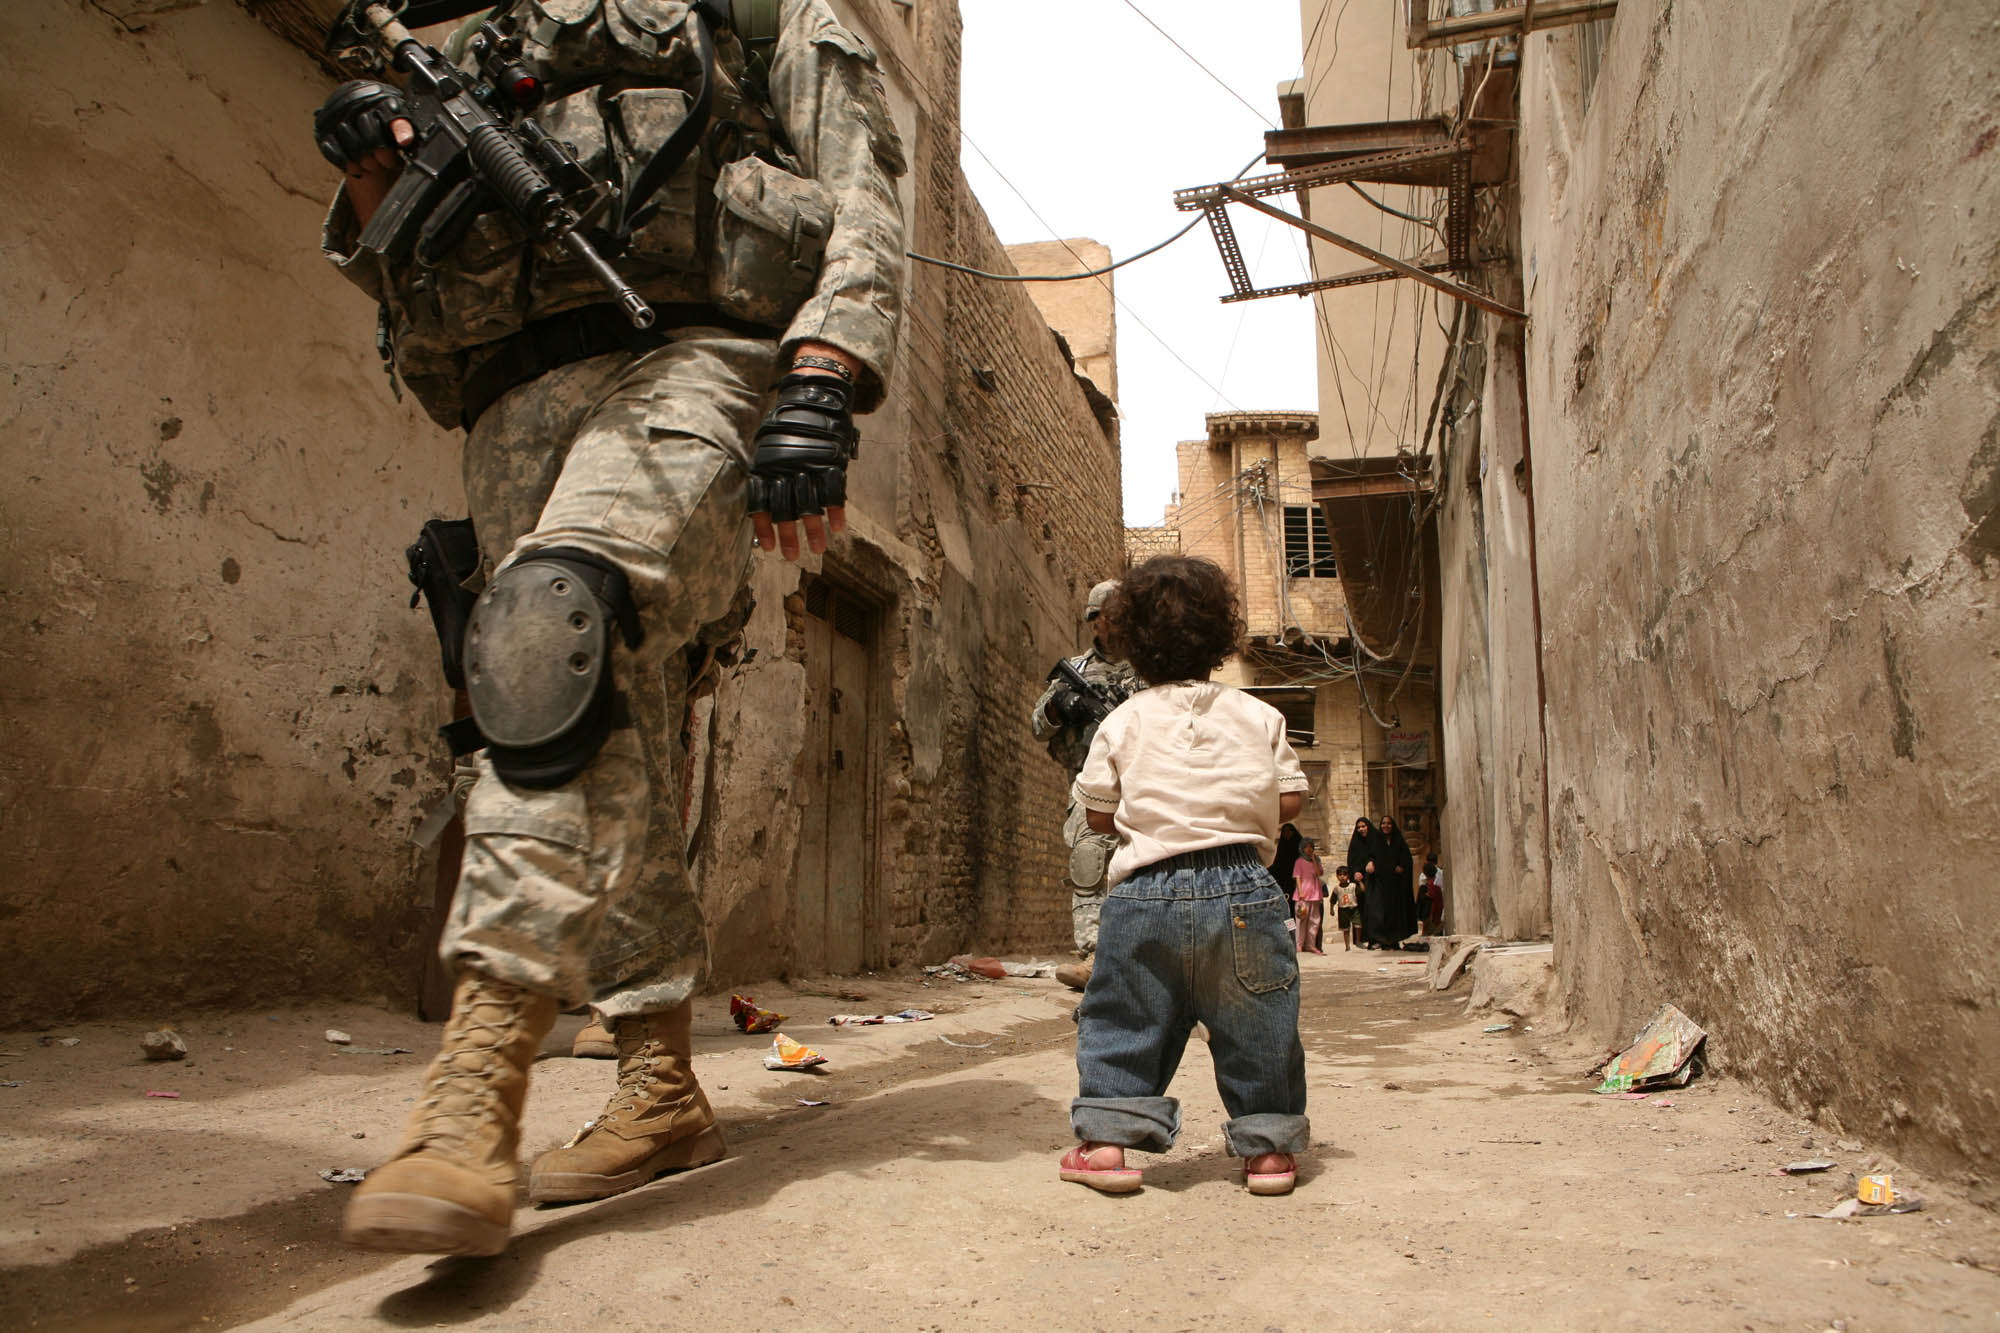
[791,353,854,382]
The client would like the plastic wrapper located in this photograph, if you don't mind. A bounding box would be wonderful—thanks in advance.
[763,1033,828,1070]
[731,993,787,1034]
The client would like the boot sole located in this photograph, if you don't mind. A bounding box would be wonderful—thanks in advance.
[528,1123,728,1204]
[342,1192,509,1256]
[570,1041,616,1059]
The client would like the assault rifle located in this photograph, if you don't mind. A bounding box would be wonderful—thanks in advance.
[1050,657,1123,727]
[327,2,655,328]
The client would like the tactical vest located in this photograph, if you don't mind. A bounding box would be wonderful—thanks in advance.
[382,0,829,423]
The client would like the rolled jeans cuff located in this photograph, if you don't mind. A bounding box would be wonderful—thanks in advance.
[1070,1095,1181,1152]
[1222,1112,1311,1157]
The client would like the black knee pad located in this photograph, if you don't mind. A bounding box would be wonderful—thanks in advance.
[462,547,644,789]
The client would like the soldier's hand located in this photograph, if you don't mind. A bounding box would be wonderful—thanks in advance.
[314,80,414,174]
[747,368,858,562]
[1046,688,1088,725]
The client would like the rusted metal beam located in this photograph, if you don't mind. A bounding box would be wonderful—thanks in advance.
[1313,474,1434,501]
[1218,186,1528,322]
[1408,0,1618,48]
[1263,118,1452,168]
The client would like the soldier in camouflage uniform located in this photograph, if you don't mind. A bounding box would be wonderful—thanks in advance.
[1031,580,1139,988]
[313,0,906,1256]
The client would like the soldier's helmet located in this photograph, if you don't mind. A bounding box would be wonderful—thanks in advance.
[1083,579,1119,622]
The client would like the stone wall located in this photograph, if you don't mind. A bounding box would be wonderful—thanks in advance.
[0,0,1123,1026]
[1518,1,2000,1193]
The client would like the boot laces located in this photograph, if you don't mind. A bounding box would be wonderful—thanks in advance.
[409,1007,515,1148]
[600,1029,671,1122]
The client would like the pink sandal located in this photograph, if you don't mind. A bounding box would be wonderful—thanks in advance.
[1059,1144,1143,1194]
[1244,1152,1298,1195]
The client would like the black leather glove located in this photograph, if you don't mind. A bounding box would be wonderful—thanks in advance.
[1045,688,1088,725]
[314,80,408,171]
[745,371,859,523]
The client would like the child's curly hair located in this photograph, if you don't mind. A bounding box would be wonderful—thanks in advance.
[1100,555,1244,684]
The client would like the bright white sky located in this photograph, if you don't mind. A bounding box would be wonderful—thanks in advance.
[958,0,1321,527]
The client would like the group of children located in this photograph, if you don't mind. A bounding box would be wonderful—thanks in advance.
[1058,553,1443,1202]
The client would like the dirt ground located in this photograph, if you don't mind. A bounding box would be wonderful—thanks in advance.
[3,946,1996,1331]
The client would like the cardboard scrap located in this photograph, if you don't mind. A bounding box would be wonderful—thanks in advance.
[1594,1003,1706,1094]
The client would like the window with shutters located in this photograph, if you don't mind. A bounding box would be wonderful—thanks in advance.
[1282,504,1337,578]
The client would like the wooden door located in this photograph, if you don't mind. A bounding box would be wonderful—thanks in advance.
[794,581,874,974]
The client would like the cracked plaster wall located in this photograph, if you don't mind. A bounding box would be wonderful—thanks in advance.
[0,2,464,1024]
[1518,1,2000,1194]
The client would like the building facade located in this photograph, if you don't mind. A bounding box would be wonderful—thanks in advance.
[1126,412,1437,862]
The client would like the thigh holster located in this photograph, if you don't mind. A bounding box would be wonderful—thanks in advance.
[459,547,645,790]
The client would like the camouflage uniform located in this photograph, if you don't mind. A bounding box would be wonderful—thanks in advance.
[1031,647,1139,952]
[322,0,907,1018]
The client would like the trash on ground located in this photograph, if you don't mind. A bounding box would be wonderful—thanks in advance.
[731,994,787,1034]
[324,1030,352,1045]
[38,1036,80,1048]
[939,1034,995,1049]
[1,1080,23,1088]
[140,1029,187,1061]
[796,1098,829,1107]
[763,1033,827,1070]
[829,1009,934,1027]
[998,960,1060,978]
[1593,1003,1706,1094]
[921,962,991,984]
[1783,1159,1838,1175]
[947,955,1008,980]
[319,1168,368,1184]
[1812,1194,1926,1220]
[333,1046,414,1056]
[144,1089,181,1099]
[1483,1023,1514,1033]
[1858,1173,1895,1205]
[1649,1099,1675,1109]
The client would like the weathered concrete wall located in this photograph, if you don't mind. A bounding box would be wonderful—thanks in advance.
[1007,239,1117,403]
[0,2,464,1026]
[1519,1,2000,1191]
[0,0,1122,1025]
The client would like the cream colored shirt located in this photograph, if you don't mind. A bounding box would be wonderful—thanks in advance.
[1071,681,1310,887]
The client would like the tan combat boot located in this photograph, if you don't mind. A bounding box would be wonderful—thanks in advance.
[341,971,558,1256]
[571,1009,616,1059]
[528,1000,726,1204]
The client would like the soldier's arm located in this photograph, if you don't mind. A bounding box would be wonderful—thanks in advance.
[767,0,908,413]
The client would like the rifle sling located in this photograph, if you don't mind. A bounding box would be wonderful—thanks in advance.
[619,7,717,237]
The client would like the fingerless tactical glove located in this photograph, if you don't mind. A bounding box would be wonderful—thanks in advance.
[745,371,860,523]
[314,80,408,170]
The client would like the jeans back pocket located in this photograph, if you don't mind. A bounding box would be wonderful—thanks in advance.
[1229,894,1298,994]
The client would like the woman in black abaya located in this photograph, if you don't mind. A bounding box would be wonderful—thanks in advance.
[1347,817,1392,948]
[1378,815,1417,946]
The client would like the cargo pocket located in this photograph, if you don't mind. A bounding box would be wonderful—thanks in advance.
[812,24,907,177]
[428,210,531,345]
[709,155,831,327]
[606,86,703,278]
[1229,895,1299,994]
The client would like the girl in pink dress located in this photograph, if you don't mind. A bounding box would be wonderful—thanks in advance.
[1292,840,1327,954]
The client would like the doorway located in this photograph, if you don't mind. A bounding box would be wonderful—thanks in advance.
[794,579,876,974]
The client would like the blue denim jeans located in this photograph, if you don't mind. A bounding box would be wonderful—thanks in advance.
[1071,844,1310,1158]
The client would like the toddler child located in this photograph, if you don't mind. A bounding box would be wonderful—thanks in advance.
[1292,839,1326,954]
[1334,865,1359,951]
[1059,556,1311,1197]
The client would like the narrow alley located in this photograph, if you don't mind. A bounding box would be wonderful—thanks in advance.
[5,954,1995,1330]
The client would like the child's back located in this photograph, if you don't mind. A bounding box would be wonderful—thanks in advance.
[1058,556,1312,1199]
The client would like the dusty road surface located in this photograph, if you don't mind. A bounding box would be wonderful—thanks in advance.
[4,947,1997,1331]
